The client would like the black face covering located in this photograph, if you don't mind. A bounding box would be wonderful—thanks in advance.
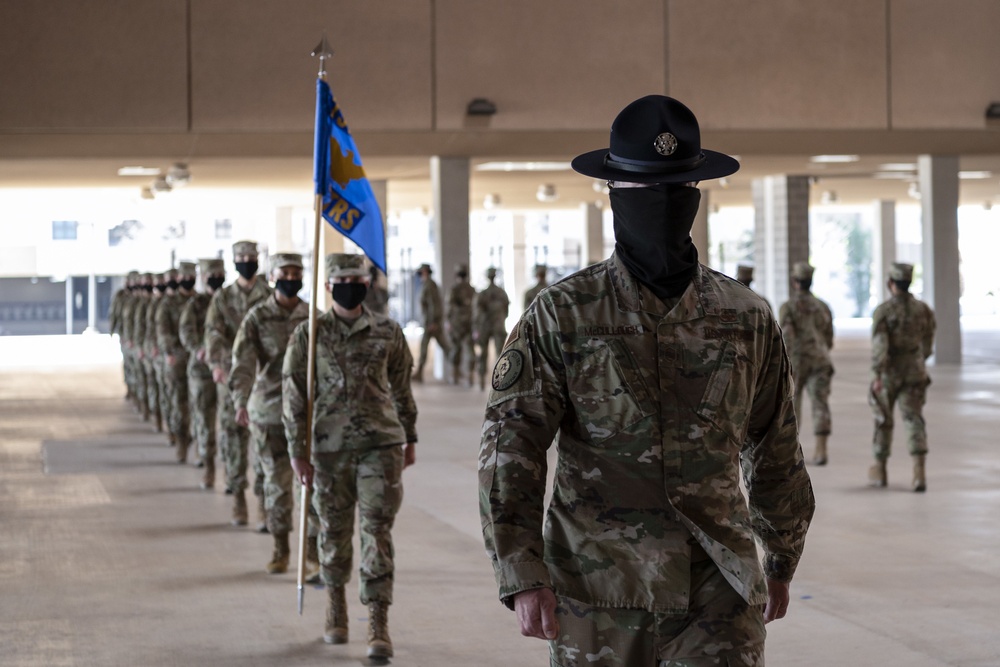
[332,283,368,310]
[234,261,258,280]
[456,272,468,280]
[154,284,167,294]
[167,279,179,291]
[275,279,303,298]
[610,183,701,301]
[206,276,225,291]
[179,278,196,291]
[142,284,154,293]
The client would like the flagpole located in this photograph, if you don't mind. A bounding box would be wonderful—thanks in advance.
[299,36,334,616]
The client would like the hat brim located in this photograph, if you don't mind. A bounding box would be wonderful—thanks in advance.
[571,148,740,184]
[328,268,368,279]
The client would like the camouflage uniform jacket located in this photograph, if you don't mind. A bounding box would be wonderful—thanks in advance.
[447,281,477,332]
[475,283,510,332]
[871,292,935,383]
[122,295,146,346]
[419,278,444,325]
[131,298,151,355]
[479,253,815,612]
[180,293,212,378]
[523,282,546,310]
[282,306,417,459]
[109,289,130,336]
[144,296,165,358]
[204,279,273,374]
[230,296,310,426]
[778,291,834,374]
[156,293,192,362]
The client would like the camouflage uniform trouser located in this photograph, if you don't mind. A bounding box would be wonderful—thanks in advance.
[251,423,318,537]
[448,325,476,379]
[165,356,190,447]
[215,381,263,495]
[417,323,450,373]
[477,327,508,378]
[551,560,765,667]
[870,375,930,460]
[792,363,833,435]
[154,357,172,432]
[312,445,404,605]
[143,358,160,425]
[188,368,217,463]
[131,350,149,417]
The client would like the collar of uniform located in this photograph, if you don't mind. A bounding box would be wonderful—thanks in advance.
[609,252,711,323]
[332,306,372,336]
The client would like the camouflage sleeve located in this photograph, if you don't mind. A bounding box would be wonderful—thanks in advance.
[386,323,418,442]
[109,293,123,334]
[777,301,795,348]
[871,307,889,377]
[204,292,228,371]
[178,301,200,355]
[229,314,259,412]
[822,303,834,350]
[922,304,936,360]
[741,320,815,584]
[479,301,567,607]
[155,301,181,356]
[282,322,310,459]
[133,304,146,344]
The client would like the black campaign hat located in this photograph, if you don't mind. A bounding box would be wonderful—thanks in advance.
[572,95,739,184]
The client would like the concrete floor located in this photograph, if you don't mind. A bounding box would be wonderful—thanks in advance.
[1,324,999,666]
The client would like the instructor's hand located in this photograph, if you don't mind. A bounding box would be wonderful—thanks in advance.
[763,578,789,624]
[403,442,416,468]
[871,378,883,394]
[291,456,314,488]
[514,588,560,640]
[212,366,227,384]
[234,407,249,427]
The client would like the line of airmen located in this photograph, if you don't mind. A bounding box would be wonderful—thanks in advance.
[413,262,550,389]
[109,242,414,659]
[737,261,936,492]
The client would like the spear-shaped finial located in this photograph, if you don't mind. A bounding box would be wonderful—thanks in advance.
[311,35,334,79]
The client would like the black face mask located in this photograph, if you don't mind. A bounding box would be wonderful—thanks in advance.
[332,283,368,310]
[206,276,225,291]
[155,284,167,294]
[234,261,258,279]
[275,279,303,298]
[456,272,467,280]
[142,284,154,293]
[179,278,196,291]
[167,279,179,291]
[610,183,701,301]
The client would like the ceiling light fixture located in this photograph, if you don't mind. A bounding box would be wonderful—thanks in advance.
[536,184,558,203]
[959,171,993,180]
[118,166,162,177]
[151,175,172,194]
[476,161,573,172]
[809,155,860,164]
[483,193,501,209]
[165,162,191,187]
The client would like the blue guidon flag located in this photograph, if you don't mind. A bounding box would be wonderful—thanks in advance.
[313,78,386,272]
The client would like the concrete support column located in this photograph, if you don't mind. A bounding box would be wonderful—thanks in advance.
[431,157,470,298]
[509,213,527,327]
[919,155,962,364]
[752,175,810,307]
[317,216,345,312]
[872,200,897,303]
[580,203,605,267]
[274,206,294,252]
[369,179,389,290]
[86,272,97,333]
[692,190,710,267]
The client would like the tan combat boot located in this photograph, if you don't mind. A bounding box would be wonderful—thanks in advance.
[912,455,927,493]
[176,439,189,464]
[232,491,248,526]
[812,434,828,466]
[304,536,322,584]
[266,533,290,574]
[868,459,888,488]
[367,601,393,658]
[412,367,423,383]
[323,586,348,644]
[450,362,461,386]
[200,459,215,490]
[255,494,268,533]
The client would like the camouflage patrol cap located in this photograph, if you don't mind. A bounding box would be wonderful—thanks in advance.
[455,263,469,274]
[418,263,432,274]
[270,252,303,272]
[736,265,754,282]
[126,270,140,280]
[232,240,259,258]
[325,253,368,279]
[165,267,179,279]
[177,261,197,276]
[791,262,814,281]
[889,262,914,282]
[533,264,547,274]
[199,258,225,274]
[142,272,155,281]
[486,266,498,278]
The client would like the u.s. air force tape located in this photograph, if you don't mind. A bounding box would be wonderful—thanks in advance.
[491,349,523,391]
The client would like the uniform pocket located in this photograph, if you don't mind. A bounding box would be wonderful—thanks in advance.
[695,342,753,445]
[566,340,652,445]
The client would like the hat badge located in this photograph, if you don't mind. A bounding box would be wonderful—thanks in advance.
[653,132,678,156]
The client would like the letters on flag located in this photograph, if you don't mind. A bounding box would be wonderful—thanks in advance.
[314,78,386,272]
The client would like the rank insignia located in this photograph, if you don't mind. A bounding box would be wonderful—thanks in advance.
[653,132,678,156]
[492,350,524,391]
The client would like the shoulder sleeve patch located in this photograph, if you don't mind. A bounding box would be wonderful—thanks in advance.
[492,349,524,391]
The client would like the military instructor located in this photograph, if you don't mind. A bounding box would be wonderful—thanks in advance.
[478,95,815,667]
